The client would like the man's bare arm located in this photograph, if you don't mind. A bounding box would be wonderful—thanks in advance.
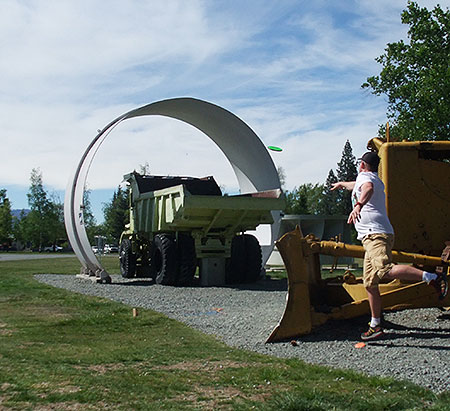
[331,181,355,191]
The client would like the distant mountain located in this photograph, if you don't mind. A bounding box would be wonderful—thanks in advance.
[11,209,30,219]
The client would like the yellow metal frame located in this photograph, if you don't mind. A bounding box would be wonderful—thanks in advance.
[368,138,450,256]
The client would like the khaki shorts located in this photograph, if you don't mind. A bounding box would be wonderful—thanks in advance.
[361,233,395,288]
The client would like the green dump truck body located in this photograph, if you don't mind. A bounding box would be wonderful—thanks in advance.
[131,184,279,239]
[119,172,284,285]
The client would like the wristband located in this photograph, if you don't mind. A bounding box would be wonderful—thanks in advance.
[355,202,364,208]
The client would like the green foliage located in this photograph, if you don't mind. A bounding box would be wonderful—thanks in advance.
[285,183,325,215]
[82,188,100,244]
[0,189,13,245]
[22,168,66,250]
[362,1,450,140]
[12,210,27,246]
[102,186,130,243]
[82,188,96,228]
[285,186,308,215]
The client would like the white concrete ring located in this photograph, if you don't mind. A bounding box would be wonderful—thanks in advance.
[64,97,282,275]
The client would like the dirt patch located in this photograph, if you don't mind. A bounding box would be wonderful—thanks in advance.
[1,401,93,411]
[0,321,14,336]
[157,360,288,408]
[73,363,126,375]
[32,382,82,400]
[54,386,81,394]
[21,305,75,321]
[1,383,15,391]
[155,359,261,372]
[173,383,277,409]
[76,360,257,376]
[0,395,10,408]
[32,402,98,410]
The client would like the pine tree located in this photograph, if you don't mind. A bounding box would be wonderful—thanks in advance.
[336,140,358,215]
[322,170,339,215]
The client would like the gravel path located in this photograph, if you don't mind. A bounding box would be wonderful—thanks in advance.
[35,274,450,394]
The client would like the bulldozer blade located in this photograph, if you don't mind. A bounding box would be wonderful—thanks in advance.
[266,228,312,342]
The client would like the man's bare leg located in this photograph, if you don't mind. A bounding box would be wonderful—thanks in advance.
[366,286,382,319]
[385,265,424,281]
[361,286,384,340]
[386,265,447,299]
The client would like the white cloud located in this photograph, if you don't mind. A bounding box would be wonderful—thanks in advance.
[0,0,244,101]
[1,0,448,220]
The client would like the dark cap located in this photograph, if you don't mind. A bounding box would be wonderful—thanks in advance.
[359,152,380,169]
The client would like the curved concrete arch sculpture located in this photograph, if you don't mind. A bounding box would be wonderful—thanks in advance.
[64,97,282,279]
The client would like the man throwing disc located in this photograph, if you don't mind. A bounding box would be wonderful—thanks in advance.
[332,152,448,341]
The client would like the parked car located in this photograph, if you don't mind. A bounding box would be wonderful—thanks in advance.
[104,244,119,254]
[43,245,63,252]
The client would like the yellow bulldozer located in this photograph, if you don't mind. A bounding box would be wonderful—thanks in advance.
[268,137,450,342]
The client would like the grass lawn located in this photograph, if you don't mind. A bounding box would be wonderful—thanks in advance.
[0,257,448,410]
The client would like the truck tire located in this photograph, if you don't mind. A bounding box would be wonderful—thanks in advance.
[152,234,177,285]
[119,238,136,278]
[176,233,197,286]
[226,234,262,284]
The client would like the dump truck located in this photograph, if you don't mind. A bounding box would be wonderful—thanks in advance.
[119,172,284,286]
[268,137,450,342]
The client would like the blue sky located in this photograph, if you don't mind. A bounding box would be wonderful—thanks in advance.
[1,0,448,222]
